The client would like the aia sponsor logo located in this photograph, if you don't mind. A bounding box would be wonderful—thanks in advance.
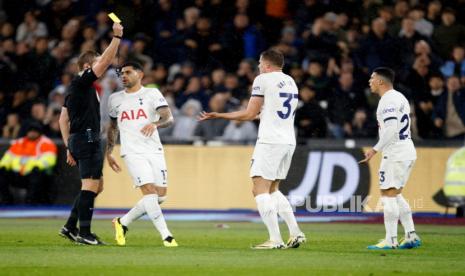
[120,108,148,122]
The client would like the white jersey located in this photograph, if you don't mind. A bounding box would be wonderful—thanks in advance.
[251,72,298,145]
[376,89,416,161]
[108,87,168,156]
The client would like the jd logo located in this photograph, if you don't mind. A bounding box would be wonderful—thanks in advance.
[281,149,370,209]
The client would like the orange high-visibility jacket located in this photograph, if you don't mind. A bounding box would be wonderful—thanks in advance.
[0,135,57,175]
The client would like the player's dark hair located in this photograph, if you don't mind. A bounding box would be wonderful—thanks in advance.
[260,49,284,68]
[121,61,144,71]
[77,50,99,71]
[373,67,395,84]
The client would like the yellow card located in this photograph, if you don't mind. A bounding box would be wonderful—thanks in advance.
[108,13,121,23]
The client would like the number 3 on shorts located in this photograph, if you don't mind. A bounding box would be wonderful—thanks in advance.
[379,171,385,183]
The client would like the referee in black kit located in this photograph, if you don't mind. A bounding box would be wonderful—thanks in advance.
[58,22,123,245]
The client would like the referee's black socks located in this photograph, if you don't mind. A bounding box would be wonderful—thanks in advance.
[78,190,97,235]
[65,192,81,230]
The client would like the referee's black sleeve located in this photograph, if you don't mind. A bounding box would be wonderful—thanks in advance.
[77,69,98,88]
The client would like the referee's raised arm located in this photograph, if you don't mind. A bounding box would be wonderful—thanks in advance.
[92,23,124,77]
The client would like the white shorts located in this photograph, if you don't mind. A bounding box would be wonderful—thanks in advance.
[123,153,168,188]
[379,159,415,190]
[250,143,295,181]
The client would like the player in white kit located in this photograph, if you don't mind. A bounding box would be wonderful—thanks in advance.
[199,50,305,249]
[360,67,421,250]
[106,62,177,247]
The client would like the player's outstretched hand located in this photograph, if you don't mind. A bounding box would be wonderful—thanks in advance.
[107,154,122,172]
[358,148,377,164]
[141,123,156,137]
[198,111,218,121]
[66,150,76,166]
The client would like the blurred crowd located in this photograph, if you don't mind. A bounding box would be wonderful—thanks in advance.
[1,0,465,144]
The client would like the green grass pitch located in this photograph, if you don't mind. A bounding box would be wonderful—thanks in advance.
[1,219,465,275]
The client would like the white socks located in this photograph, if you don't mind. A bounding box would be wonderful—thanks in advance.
[397,194,416,239]
[255,193,282,243]
[120,197,146,226]
[271,191,302,236]
[120,194,172,240]
[382,196,399,246]
[142,194,172,240]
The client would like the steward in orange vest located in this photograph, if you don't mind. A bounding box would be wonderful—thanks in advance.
[0,122,57,204]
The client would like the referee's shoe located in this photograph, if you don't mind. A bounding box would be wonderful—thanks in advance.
[76,233,106,245]
[59,226,79,242]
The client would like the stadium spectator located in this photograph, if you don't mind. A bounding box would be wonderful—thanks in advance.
[48,73,72,107]
[95,11,111,40]
[411,70,441,139]
[9,89,30,120]
[294,85,327,139]
[391,0,410,34]
[411,40,442,72]
[440,46,465,78]
[356,17,400,72]
[128,34,153,72]
[19,101,47,137]
[328,71,367,138]
[221,100,257,144]
[1,22,15,40]
[151,63,168,87]
[222,13,264,71]
[350,109,377,138]
[175,76,209,110]
[184,17,222,71]
[304,16,339,64]
[0,91,7,125]
[2,113,20,139]
[194,93,229,140]
[409,5,434,37]
[288,63,305,87]
[224,73,245,100]
[426,1,442,26]
[221,119,257,144]
[428,73,446,105]
[294,0,327,34]
[24,36,58,98]
[433,76,465,139]
[43,107,62,139]
[432,8,465,59]
[404,55,431,102]
[398,17,428,66]
[303,61,330,100]
[15,10,48,46]
[171,99,202,141]
[236,58,258,93]
[275,25,302,65]
[211,68,226,91]
[0,122,57,204]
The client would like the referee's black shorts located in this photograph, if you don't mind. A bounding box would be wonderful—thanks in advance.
[68,134,103,179]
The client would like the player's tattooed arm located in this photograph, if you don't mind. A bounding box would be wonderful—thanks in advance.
[141,106,173,137]
[106,118,122,172]
[106,118,119,154]
[154,106,174,129]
